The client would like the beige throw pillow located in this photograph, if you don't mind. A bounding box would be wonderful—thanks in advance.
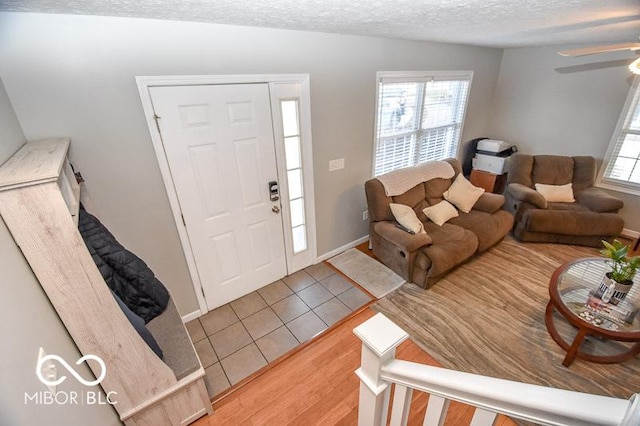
[534,183,575,203]
[423,200,459,226]
[443,174,485,213]
[389,203,426,234]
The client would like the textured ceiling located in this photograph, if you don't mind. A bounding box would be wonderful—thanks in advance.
[1,0,639,48]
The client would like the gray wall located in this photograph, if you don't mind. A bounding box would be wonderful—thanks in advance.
[0,12,504,315]
[489,45,639,231]
[0,77,24,162]
[0,78,121,425]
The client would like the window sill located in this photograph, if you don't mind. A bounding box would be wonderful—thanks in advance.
[595,181,640,197]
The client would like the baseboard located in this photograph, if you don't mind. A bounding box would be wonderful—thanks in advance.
[181,309,202,323]
[316,235,369,263]
[621,228,639,240]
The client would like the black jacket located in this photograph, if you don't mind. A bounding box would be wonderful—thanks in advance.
[78,208,169,323]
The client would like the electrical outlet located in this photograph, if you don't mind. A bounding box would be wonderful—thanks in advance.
[37,347,58,394]
[362,210,369,221]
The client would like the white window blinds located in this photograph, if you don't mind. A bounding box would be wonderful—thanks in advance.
[599,76,640,193]
[373,72,472,176]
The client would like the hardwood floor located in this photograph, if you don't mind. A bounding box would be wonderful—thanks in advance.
[195,237,636,425]
[195,308,516,425]
[355,241,376,258]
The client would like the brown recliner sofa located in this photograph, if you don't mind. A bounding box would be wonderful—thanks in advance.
[365,158,514,289]
[506,154,624,247]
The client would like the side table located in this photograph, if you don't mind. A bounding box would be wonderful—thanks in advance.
[469,169,507,194]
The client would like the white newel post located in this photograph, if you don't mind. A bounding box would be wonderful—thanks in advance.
[354,313,410,426]
[621,393,640,425]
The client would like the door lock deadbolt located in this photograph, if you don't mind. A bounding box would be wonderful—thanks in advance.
[268,180,280,201]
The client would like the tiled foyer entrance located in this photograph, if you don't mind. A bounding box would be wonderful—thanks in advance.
[185,262,373,398]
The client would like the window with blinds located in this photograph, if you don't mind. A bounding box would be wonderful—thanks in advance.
[372,71,473,176]
[598,76,640,194]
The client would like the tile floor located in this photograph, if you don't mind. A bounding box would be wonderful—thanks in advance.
[185,262,373,398]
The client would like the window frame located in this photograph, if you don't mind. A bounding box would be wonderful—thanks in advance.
[371,70,474,177]
[596,75,640,196]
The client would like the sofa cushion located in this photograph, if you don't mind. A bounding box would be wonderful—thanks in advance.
[416,223,478,279]
[444,174,485,213]
[524,210,624,236]
[424,178,453,202]
[472,192,505,214]
[534,183,575,203]
[423,200,458,226]
[389,203,426,234]
[508,154,535,187]
[547,202,589,212]
[572,156,597,191]
[532,156,574,185]
[449,210,514,252]
[392,182,426,208]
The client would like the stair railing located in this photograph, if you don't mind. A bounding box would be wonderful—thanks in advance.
[354,313,639,426]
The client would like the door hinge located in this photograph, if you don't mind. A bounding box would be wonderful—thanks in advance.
[200,287,206,298]
[181,214,186,227]
[153,114,162,134]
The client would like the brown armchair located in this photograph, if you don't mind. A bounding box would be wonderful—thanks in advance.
[506,154,624,247]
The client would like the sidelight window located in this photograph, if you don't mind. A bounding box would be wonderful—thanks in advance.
[281,99,308,253]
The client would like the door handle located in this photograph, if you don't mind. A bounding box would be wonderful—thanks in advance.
[272,206,280,213]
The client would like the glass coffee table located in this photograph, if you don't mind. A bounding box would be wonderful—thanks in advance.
[546,258,640,367]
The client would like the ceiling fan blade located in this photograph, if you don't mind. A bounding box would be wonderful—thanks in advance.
[559,42,640,57]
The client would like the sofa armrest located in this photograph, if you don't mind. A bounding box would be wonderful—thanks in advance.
[472,192,505,213]
[575,187,624,213]
[373,221,432,252]
[507,183,547,209]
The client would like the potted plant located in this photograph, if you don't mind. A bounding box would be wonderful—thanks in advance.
[598,239,640,305]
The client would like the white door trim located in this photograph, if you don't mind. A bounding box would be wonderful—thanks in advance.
[136,74,316,316]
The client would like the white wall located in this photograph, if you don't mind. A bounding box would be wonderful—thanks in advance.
[489,45,640,231]
[0,78,121,425]
[0,12,503,314]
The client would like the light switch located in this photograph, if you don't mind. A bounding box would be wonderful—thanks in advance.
[329,158,345,171]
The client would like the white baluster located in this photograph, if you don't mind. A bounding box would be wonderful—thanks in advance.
[470,408,497,426]
[389,384,413,426]
[354,313,409,426]
[422,394,449,426]
[621,393,640,425]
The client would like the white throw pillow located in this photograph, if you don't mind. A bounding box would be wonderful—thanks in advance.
[389,203,426,234]
[534,183,575,203]
[443,174,485,213]
[423,200,459,226]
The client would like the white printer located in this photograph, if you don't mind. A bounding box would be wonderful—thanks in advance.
[472,139,517,174]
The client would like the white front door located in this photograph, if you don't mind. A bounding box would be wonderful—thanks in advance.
[150,83,287,309]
